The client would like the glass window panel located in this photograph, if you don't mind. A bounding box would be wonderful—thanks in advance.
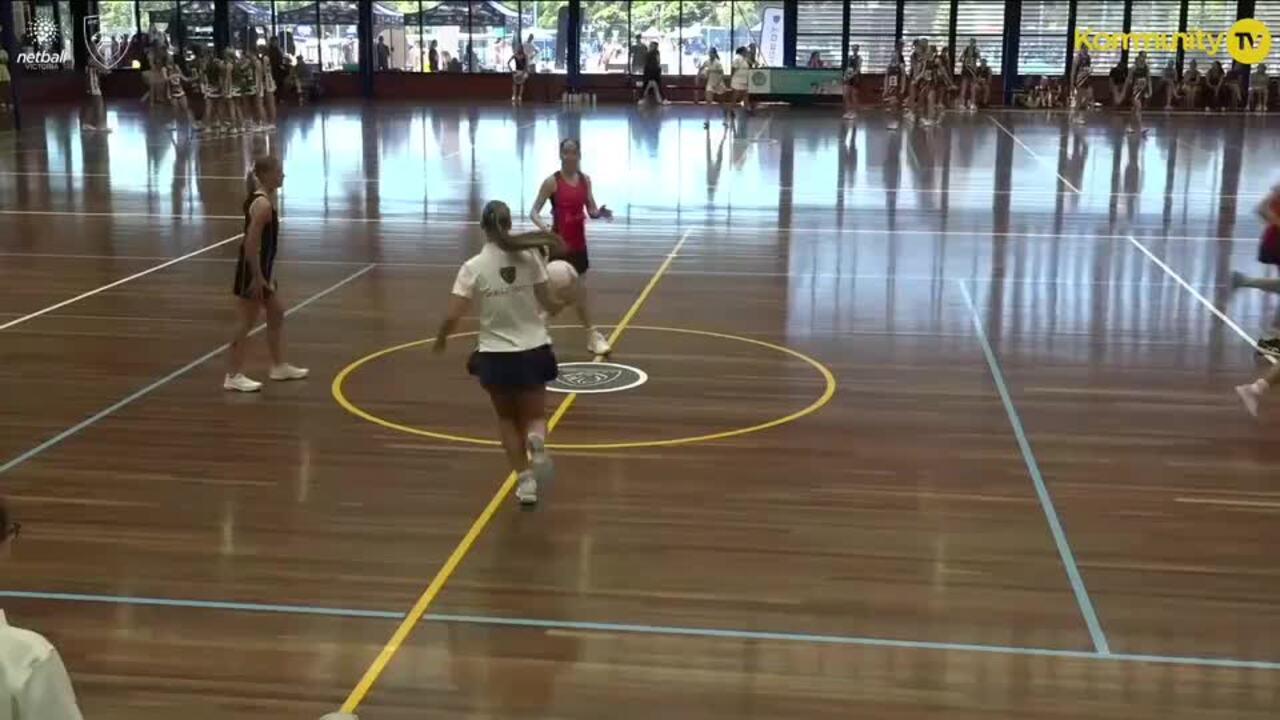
[378,2,420,71]
[630,2,678,74]
[1131,1,1183,70]
[677,2,733,76]
[423,1,468,72]
[581,0,627,73]
[1255,1,1280,70]
[1018,1,1068,76]
[848,36,896,72]
[955,1,1004,71]
[95,0,140,62]
[318,1,360,72]
[848,1,897,72]
[903,1,951,43]
[731,1,766,64]
[1075,1,1124,74]
[797,0,841,68]
[139,1,175,49]
[276,1,321,68]
[229,1,273,55]
[1184,1,1237,65]
[521,0,568,73]
[468,1,519,72]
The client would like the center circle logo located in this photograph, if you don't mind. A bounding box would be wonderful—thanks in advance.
[1228,18,1271,65]
[549,362,647,394]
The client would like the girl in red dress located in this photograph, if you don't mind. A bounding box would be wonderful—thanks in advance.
[530,139,614,356]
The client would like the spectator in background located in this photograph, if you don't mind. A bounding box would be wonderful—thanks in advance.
[748,43,759,68]
[630,34,648,75]
[638,41,666,105]
[267,37,285,96]
[0,499,86,719]
[0,47,10,113]
[1225,61,1246,110]
[1182,59,1203,109]
[523,34,538,73]
[428,39,439,72]
[376,36,391,71]
[1250,63,1269,112]
[1160,60,1178,109]
[1108,58,1128,107]
[806,51,824,69]
[1206,60,1226,110]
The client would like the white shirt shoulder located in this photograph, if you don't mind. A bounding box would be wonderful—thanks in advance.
[0,613,84,720]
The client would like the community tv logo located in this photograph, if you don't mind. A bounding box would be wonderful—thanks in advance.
[1075,17,1272,65]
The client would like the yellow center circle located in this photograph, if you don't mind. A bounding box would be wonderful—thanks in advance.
[331,325,837,450]
[1228,18,1271,65]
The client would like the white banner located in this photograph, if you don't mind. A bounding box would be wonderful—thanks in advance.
[759,6,785,68]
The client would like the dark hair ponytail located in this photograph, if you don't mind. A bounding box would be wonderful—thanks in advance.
[480,200,562,253]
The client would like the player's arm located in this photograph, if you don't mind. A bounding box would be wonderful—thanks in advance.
[529,175,556,232]
[1258,188,1280,226]
[242,198,270,298]
[533,281,565,315]
[585,175,611,220]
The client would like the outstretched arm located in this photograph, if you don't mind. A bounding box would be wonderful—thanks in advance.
[585,176,612,220]
[530,175,556,232]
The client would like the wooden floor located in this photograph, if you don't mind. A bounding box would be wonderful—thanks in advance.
[2,101,1280,718]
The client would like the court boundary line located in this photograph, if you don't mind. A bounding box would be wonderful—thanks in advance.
[1125,234,1277,365]
[957,280,1110,655]
[987,115,1083,194]
[3,589,1277,671]
[0,210,1259,243]
[0,264,376,478]
[0,168,1266,199]
[0,233,244,332]
[335,230,693,714]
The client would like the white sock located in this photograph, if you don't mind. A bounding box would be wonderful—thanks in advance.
[1253,379,1270,392]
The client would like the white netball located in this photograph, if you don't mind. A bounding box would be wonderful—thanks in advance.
[546,260,579,301]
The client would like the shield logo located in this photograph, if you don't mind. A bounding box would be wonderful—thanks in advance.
[562,368,622,388]
[500,266,516,284]
[84,15,128,71]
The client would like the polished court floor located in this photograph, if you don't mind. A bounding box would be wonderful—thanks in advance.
[1,101,1280,718]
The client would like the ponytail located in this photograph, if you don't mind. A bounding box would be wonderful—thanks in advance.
[480,200,562,253]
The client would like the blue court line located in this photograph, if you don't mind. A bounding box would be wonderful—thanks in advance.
[0,264,376,478]
[957,281,1111,655]
[3,589,1278,671]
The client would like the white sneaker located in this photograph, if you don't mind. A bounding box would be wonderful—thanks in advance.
[587,330,612,356]
[1230,270,1246,290]
[1236,383,1263,417]
[515,470,538,505]
[527,433,553,486]
[269,363,309,381]
[224,373,263,392]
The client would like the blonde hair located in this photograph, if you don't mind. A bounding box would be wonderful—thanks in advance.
[480,200,562,253]
[245,155,281,195]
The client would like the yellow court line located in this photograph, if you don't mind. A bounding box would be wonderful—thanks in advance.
[332,325,836,450]
[337,229,692,714]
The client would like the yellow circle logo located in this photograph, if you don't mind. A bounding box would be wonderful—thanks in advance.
[1228,18,1271,65]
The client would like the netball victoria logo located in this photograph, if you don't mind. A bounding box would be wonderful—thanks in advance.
[17,15,70,69]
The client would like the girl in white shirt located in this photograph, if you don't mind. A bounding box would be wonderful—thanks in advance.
[729,46,752,118]
[0,500,85,720]
[700,48,729,129]
[435,201,566,505]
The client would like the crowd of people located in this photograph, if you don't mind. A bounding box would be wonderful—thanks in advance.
[83,35,313,136]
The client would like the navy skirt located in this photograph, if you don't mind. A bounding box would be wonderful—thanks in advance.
[468,345,559,389]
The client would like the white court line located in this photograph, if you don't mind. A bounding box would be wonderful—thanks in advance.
[987,115,1083,194]
[0,264,376,478]
[0,168,1264,199]
[0,233,244,332]
[0,208,1260,243]
[1124,234,1276,365]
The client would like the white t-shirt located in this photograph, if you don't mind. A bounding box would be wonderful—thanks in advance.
[523,42,537,69]
[0,612,84,720]
[730,56,750,91]
[703,58,726,94]
[452,243,551,353]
